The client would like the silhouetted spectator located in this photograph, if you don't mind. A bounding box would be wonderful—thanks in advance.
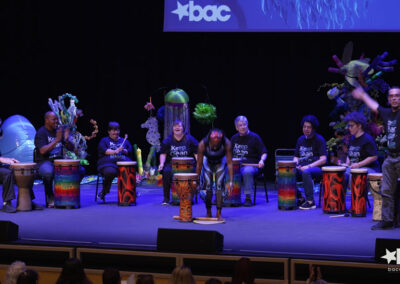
[205,278,222,284]
[16,270,38,284]
[171,266,195,284]
[231,258,254,284]
[136,274,154,284]
[4,261,26,284]
[306,265,328,284]
[55,258,93,284]
[102,267,121,284]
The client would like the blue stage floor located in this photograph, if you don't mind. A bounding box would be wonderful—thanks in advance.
[1,183,399,262]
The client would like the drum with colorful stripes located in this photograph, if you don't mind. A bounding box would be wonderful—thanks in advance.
[171,157,195,205]
[322,166,346,214]
[350,168,368,217]
[368,173,382,221]
[54,159,80,208]
[277,161,297,210]
[117,161,137,206]
[224,158,242,206]
[173,173,198,222]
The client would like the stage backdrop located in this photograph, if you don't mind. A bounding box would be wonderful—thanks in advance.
[2,1,400,178]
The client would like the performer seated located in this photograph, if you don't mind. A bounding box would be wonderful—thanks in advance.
[196,129,233,221]
[0,156,19,213]
[97,121,133,201]
[231,116,267,206]
[294,115,327,210]
[158,120,198,205]
[340,111,379,186]
[34,111,85,208]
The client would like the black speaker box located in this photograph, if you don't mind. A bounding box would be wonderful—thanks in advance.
[375,238,400,264]
[157,228,223,254]
[0,221,19,242]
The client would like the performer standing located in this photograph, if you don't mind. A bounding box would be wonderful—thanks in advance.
[0,155,19,213]
[294,115,327,210]
[158,120,198,205]
[34,111,84,208]
[341,111,379,186]
[97,121,133,201]
[352,87,400,230]
[196,129,233,221]
[230,116,267,206]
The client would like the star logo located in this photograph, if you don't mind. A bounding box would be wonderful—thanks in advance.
[381,249,397,264]
[171,1,189,21]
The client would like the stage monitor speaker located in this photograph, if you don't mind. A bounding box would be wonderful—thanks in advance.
[375,238,400,264]
[0,221,19,242]
[157,228,223,254]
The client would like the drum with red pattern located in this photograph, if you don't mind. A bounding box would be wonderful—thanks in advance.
[117,161,137,206]
[171,157,195,205]
[322,166,346,214]
[173,173,198,222]
[350,168,368,217]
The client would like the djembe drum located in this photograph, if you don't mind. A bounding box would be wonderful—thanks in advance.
[171,157,195,205]
[368,173,383,221]
[11,163,36,211]
[350,168,368,217]
[322,166,346,214]
[116,161,137,206]
[224,158,242,206]
[277,161,297,210]
[54,159,81,209]
[173,173,198,222]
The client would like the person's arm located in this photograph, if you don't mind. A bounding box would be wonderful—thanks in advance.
[225,139,233,184]
[259,153,267,168]
[293,156,299,165]
[0,157,19,164]
[195,141,205,176]
[39,128,63,155]
[352,87,379,113]
[300,155,327,171]
[350,156,378,169]
[158,154,167,171]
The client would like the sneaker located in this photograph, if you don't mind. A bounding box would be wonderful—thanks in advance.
[97,192,105,202]
[297,197,305,207]
[371,221,393,230]
[2,203,17,213]
[161,199,169,205]
[243,197,252,207]
[31,202,44,210]
[299,201,316,210]
[47,201,55,208]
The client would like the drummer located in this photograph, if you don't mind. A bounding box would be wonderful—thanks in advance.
[34,111,85,208]
[196,128,233,221]
[0,155,19,213]
[158,120,199,205]
[340,111,380,186]
[294,115,327,210]
[97,121,133,201]
[230,116,267,206]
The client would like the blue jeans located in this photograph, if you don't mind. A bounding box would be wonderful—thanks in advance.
[297,167,322,202]
[240,165,260,195]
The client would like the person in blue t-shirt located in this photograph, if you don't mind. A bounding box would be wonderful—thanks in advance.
[97,121,133,201]
[340,111,379,188]
[230,116,267,206]
[294,115,327,210]
[158,120,198,205]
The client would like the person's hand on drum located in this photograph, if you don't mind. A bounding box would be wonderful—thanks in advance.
[350,162,361,169]
[299,165,311,172]
[0,157,19,164]
[258,159,264,168]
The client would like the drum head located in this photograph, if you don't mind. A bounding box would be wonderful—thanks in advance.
[172,157,194,163]
[277,160,296,167]
[350,168,368,174]
[368,173,383,180]
[11,163,36,169]
[173,173,198,180]
[116,161,137,166]
[193,219,225,225]
[232,158,242,164]
[322,166,346,172]
[54,159,80,166]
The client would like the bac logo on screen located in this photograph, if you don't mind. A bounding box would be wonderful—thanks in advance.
[381,248,400,264]
[171,1,231,22]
